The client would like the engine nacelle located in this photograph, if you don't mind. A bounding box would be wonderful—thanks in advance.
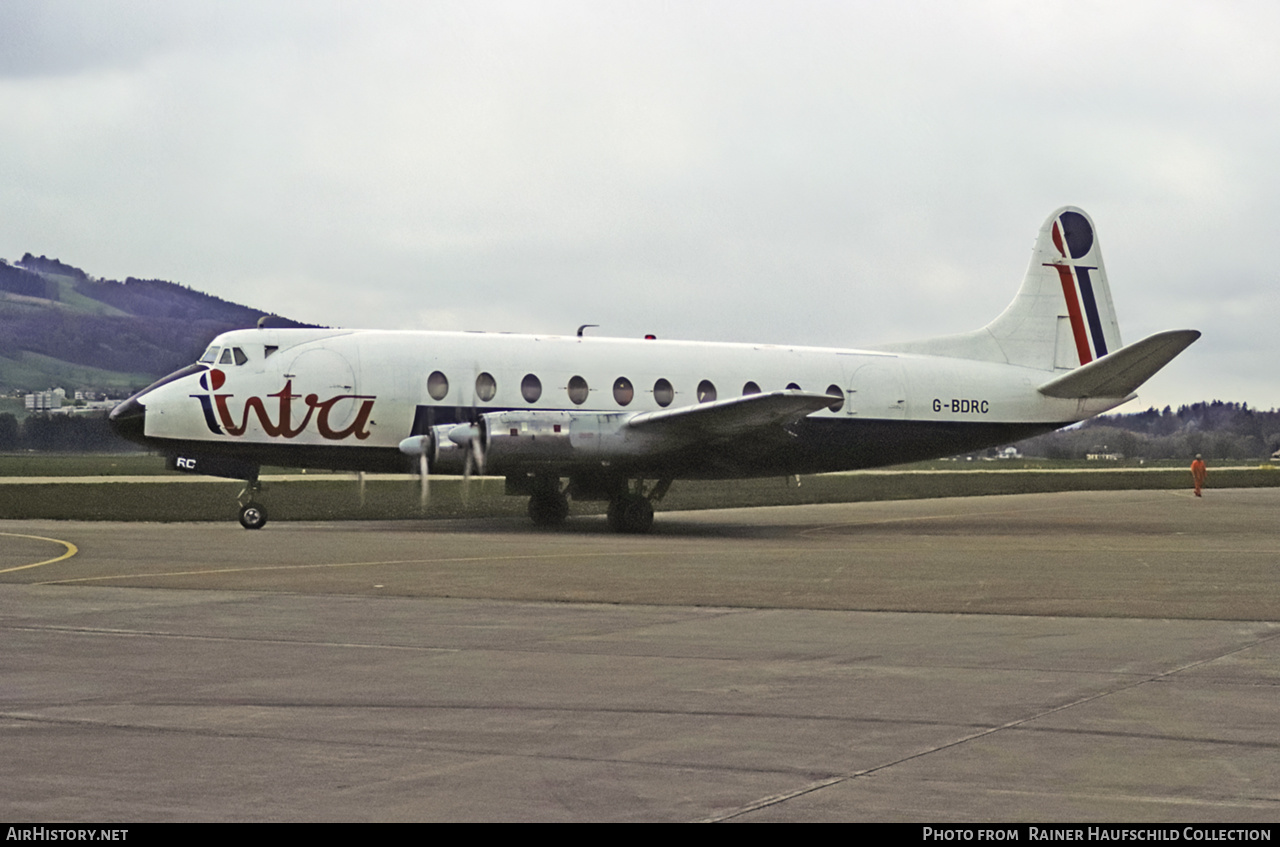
[481,410,652,468]
[401,411,657,474]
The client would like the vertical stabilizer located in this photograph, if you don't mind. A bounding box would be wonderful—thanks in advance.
[880,207,1122,371]
[990,206,1121,371]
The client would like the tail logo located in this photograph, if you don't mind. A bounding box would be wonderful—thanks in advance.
[191,368,376,440]
[1045,211,1107,365]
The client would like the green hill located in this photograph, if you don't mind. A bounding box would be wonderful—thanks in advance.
[0,254,313,397]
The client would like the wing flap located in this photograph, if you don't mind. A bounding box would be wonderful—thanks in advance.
[1037,329,1200,399]
[626,389,838,438]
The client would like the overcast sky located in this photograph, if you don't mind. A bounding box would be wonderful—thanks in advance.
[3,1,1277,411]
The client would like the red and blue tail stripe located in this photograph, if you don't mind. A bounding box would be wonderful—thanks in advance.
[1045,213,1107,365]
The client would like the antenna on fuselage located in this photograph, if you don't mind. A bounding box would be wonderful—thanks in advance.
[576,324,598,338]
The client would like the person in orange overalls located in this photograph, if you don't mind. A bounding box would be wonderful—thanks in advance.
[1191,454,1207,497]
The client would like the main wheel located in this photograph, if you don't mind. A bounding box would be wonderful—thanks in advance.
[606,496,627,532]
[623,497,654,534]
[239,502,268,530]
[528,491,569,527]
[607,494,654,534]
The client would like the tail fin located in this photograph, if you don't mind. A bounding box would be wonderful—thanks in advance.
[994,206,1121,370]
[882,206,1123,371]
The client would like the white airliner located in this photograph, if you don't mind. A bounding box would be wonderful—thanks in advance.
[110,207,1198,532]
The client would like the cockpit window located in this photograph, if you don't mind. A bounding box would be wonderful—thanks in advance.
[232,347,248,366]
[199,346,220,364]
[219,349,234,365]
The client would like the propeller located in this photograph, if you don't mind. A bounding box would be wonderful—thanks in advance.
[448,421,487,501]
[457,368,491,501]
[397,368,491,509]
[397,433,435,510]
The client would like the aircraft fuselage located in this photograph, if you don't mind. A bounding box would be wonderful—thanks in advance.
[107,207,1199,531]
[113,326,1116,479]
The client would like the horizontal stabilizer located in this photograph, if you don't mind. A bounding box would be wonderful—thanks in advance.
[1037,330,1200,399]
[627,389,837,438]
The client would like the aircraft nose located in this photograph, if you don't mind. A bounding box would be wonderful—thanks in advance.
[108,395,147,444]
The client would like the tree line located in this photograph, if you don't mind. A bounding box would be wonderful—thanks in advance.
[1015,402,1280,461]
[0,261,57,299]
[0,412,132,452]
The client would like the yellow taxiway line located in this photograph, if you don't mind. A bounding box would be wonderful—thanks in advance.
[0,532,79,573]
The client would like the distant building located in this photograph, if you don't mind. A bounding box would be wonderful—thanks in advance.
[25,391,57,411]
[22,387,112,414]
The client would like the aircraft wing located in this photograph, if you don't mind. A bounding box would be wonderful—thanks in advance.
[1037,329,1201,399]
[625,389,838,438]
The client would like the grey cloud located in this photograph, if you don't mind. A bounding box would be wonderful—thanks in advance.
[2,2,1278,411]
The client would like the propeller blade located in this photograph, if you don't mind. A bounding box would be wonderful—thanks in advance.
[398,434,433,510]
[462,448,473,504]
[473,433,486,476]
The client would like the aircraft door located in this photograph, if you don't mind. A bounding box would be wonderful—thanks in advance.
[846,360,907,419]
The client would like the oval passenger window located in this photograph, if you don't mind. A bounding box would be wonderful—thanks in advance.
[476,372,497,402]
[567,376,589,405]
[653,378,674,408]
[825,384,845,412]
[613,377,634,406]
[427,371,449,401]
[521,374,542,403]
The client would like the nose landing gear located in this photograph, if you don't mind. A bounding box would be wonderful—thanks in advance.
[237,479,268,530]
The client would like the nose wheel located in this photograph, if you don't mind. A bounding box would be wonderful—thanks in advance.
[237,479,268,530]
[239,502,268,530]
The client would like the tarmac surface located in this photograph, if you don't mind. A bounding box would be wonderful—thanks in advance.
[2,488,1279,821]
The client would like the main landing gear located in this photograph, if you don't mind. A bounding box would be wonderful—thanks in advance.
[513,474,672,533]
[605,479,671,534]
[528,486,570,527]
[237,479,268,530]
[606,492,654,534]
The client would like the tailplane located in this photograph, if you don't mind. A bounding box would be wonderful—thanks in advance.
[1037,329,1200,399]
